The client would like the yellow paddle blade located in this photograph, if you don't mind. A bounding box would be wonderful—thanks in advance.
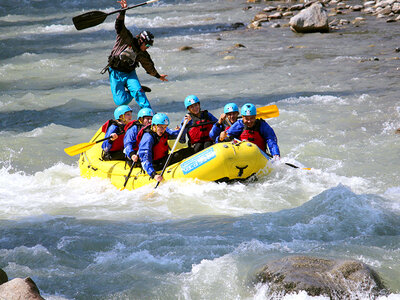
[64,141,96,156]
[256,104,279,119]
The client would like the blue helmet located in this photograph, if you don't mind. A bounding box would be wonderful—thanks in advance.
[184,95,200,108]
[114,105,132,120]
[224,103,239,114]
[241,103,257,116]
[137,108,154,119]
[152,113,170,126]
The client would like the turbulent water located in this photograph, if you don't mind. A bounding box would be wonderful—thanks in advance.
[1,0,400,299]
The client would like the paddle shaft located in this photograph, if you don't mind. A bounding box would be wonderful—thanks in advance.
[265,152,302,169]
[72,0,160,30]
[154,118,189,189]
[105,0,159,17]
[122,162,135,190]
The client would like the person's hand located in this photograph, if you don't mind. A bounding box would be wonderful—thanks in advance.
[110,133,118,141]
[131,154,138,162]
[117,0,127,9]
[218,113,226,124]
[184,114,191,122]
[159,74,168,82]
[154,174,163,182]
[219,131,228,142]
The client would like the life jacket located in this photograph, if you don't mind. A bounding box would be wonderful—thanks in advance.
[102,39,141,74]
[137,126,169,161]
[187,110,214,144]
[239,119,266,152]
[124,120,146,152]
[222,119,232,132]
[101,119,125,152]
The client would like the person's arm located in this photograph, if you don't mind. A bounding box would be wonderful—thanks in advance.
[123,126,138,160]
[260,121,280,157]
[209,122,223,143]
[115,0,127,34]
[137,52,160,77]
[138,133,157,177]
[178,115,192,143]
[225,120,244,141]
[102,125,118,151]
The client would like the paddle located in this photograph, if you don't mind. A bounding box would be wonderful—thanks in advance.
[264,152,310,170]
[154,118,189,189]
[72,0,160,31]
[256,104,279,119]
[121,162,136,190]
[64,133,122,156]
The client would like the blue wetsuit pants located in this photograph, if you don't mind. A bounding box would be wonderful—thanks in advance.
[109,68,152,108]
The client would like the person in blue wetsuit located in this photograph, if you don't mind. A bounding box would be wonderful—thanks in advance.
[180,95,218,153]
[138,113,192,183]
[123,107,154,166]
[102,105,133,161]
[225,103,280,159]
[103,0,168,108]
[209,102,239,143]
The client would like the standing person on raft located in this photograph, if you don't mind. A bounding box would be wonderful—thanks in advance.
[102,0,168,109]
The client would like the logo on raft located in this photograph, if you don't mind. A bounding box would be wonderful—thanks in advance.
[181,147,217,175]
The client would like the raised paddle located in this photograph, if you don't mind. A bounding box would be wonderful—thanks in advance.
[64,133,123,156]
[154,118,189,189]
[72,0,160,31]
[256,104,279,119]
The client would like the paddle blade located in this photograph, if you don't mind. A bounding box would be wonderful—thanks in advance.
[257,104,279,119]
[72,11,108,30]
[64,141,96,156]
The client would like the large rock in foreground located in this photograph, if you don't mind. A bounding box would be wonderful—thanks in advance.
[255,256,388,298]
[289,3,329,33]
[0,277,45,300]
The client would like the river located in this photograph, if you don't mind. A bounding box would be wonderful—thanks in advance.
[0,0,400,299]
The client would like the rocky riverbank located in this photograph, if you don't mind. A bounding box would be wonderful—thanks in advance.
[246,0,400,30]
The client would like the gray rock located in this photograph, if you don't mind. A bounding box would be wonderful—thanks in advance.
[289,3,329,33]
[289,4,305,11]
[392,2,400,13]
[0,277,45,300]
[254,256,388,298]
[179,46,193,51]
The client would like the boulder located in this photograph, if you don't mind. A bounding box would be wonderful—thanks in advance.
[179,46,193,51]
[255,256,388,298]
[0,277,45,300]
[0,268,8,285]
[289,3,329,33]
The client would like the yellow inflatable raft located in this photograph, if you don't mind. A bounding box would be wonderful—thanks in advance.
[79,128,273,190]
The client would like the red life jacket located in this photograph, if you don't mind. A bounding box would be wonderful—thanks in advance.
[101,119,125,152]
[239,119,266,152]
[137,126,169,161]
[222,119,231,132]
[124,120,146,152]
[187,110,214,144]
[124,119,141,132]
